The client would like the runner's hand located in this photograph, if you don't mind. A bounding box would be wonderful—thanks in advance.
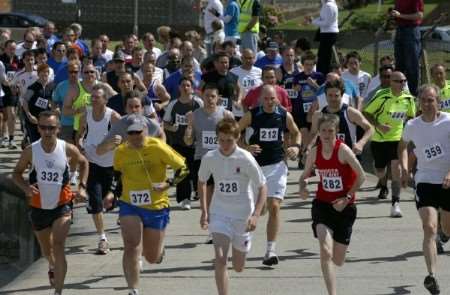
[299,188,309,200]
[332,197,349,212]
[352,142,364,155]
[74,187,87,203]
[246,215,258,232]
[153,182,170,192]
[25,184,39,198]
[112,135,122,146]
[401,170,411,188]
[247,144,262,156]
[286,146,300,160]
[200,212,208,230]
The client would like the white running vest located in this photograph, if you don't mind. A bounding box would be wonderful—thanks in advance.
[84,107,114,167]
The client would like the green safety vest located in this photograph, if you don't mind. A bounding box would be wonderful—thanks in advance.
[238,0,259,33]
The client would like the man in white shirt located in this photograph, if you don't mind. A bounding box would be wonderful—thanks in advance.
[230,49,262,97]
[142,32,162,60]
[342,51,371,100]
[15,31,37,60]
[99,34,113,62]
[204,0,224,54]
[199,117,267,295]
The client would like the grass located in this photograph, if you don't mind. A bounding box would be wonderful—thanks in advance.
[275,0,439,31]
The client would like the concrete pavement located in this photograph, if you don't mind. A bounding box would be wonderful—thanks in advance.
[1,159,449,295]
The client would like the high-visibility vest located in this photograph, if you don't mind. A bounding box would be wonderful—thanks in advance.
[238,0,259,33]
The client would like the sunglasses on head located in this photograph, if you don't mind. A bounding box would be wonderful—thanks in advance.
[38,125,57,131]
[127,130,143,135]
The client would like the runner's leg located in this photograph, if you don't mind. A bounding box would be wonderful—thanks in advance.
[212,232,231,295]
[316,223,337,295]
[121,216,143,290]
[51,215,72,294]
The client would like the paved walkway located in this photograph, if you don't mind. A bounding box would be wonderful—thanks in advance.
[1,153,449,294]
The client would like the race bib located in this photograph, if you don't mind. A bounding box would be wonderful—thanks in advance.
[175,114,188,125]
[6,71,15,81]
[287,89,298,99]
[390,111,406,121]
[242,78,256,89]
[440,99,450,110]
[303,102,312,113]
[259,128,278,142]
[202,131,218,149]
[129,190,151,206]
[35,97,49,109]
[218,180,240,196]
[322,176,343,192]
[423,143,445,161]
[219,97,229,108]
[337,133,345,141]
[39,170,61,184]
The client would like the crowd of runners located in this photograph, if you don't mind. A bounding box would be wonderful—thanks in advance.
[1,1,449,294]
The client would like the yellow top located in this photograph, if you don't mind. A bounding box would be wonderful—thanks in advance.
[439,80,450,113]
[114,137,186,210]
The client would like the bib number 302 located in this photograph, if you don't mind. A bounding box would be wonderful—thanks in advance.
[130,190,151,206]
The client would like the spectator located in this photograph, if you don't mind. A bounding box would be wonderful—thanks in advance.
[221,0,240,44]
[70,23,90,57]
[99,34,113,62]
[185,30,207,63]
[211,19,226,45]
[42,21,59,53]
[238,0,262,53]
[142,32,162,60]
[204,0,224,54]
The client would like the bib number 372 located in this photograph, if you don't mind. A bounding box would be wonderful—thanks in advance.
[130,190,151,206]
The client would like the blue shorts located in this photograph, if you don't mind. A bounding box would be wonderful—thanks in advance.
[118,201,170,230]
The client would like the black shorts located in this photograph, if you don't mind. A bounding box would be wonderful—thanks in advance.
[29,203,72,231]
[311,199,357,245]
[415,183,450,211]
[87,163,114,214]
[370,141,399,169]
[2,95,18,107]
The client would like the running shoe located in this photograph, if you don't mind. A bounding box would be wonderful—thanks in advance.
[424,275,440,294]
[0,138,5,148]
[390,203,403,218]
[180,199,191,210]
[378,186,389,199]
[262,252,279,266]
[205,234,213,244]
[48,269,55,287]
[436,240,445,255]
[8,141,18,150]
[96,239,109,255]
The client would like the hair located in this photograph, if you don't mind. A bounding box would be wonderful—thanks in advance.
[430,63,446,74]
[301,50,316,64]
[34,47,47,57]
[124,90,144,106]
[67,60,80,71]
[346,51,362,62]
[211,19,223,31]
[38,110,60,123]
[37,63,49,73]
[70,23,83,35]
[418,84,441,103]
[4,39,16,48]
[214,52,229,61]
[181,56,195,66]
[379,55,394,65]
[329,63,341,72]
[178,76,193,86]
[318,113,340,131]
[22,50,35,59]
[142,32,155,41]
[216,118,240,139]
[222,40,236,49]
[379,64,394,75]
[52,41,66,51]
[92,84,107,98]
[324,78,345,94]
[66,47,80,59]
[262,65,277,76]
[119,72,133,82]
[202,83,219,93]
[295,37,311,51]
[132,46,144,55]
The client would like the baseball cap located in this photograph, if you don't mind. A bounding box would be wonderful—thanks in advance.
[113,51,125,62]
[267,41,279,51]
[126,114,147,132]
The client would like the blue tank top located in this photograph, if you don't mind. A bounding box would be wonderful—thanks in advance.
[249,106,287,166]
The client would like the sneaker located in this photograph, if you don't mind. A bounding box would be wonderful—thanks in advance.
[262,252,279,266]
[424,275,440,294]
[390,203,403,218]
[205,234,213,244]
[96,239,109,255]
[156,247,165,264]
[378,186,389,199]
[180,199,191,210]
[48,269,55,287]
[8,141,18,150]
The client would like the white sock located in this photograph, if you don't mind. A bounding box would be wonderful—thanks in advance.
[267,241,276,253]
[99,233,107,241]
[129,289,139,295]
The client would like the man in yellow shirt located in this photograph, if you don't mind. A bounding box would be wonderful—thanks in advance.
[105,115,188,295]
[431,63,450,113]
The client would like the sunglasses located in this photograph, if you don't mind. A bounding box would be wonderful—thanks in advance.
[83,70,96,74]
[38,125,57,131]
[56,49,66,53]
[392,79,407,83]
[127,130,143,135]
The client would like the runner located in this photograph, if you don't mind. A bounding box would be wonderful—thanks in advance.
[163,77,203,209]
[199,118,267,295]
[76,84,121,254]
[299,113,365,295]
[104,116,188,295]
[12,110,88,295]
[430,64,450,113]
[398,84,450,295]
[275,47,300,102]
[238,84,301,266]
[363,71,416,217]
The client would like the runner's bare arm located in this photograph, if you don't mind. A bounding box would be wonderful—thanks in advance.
[66,143,89,191]
[298,147,316,199]
[12,146,37,197]
[338,144,366,195]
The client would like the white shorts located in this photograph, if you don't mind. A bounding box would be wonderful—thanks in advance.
[209,214,252,253]
[261,161,288,199]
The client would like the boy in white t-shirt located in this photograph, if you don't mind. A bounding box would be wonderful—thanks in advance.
[342,51,371,100]
[199,118,267,295]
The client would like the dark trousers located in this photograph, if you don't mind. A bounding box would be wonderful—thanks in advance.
[316,32,338,75]
[172,145,195,203]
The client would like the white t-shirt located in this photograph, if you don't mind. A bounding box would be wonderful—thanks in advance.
[102,49,114,62]
[198,147,266,219]
[230,66,262,96]
[15,42,37,59]
[204,0,223,34]
[136,67,164,84]
[11,69,38,101]
[402,112,450,184]
[342,70,371,99]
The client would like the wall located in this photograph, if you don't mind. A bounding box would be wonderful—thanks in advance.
[0,174,40,267]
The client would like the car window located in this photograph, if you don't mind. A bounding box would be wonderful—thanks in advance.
[17,18,30,27]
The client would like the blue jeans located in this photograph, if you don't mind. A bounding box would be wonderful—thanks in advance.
[394,26,421,96]
[240,31,258,53]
